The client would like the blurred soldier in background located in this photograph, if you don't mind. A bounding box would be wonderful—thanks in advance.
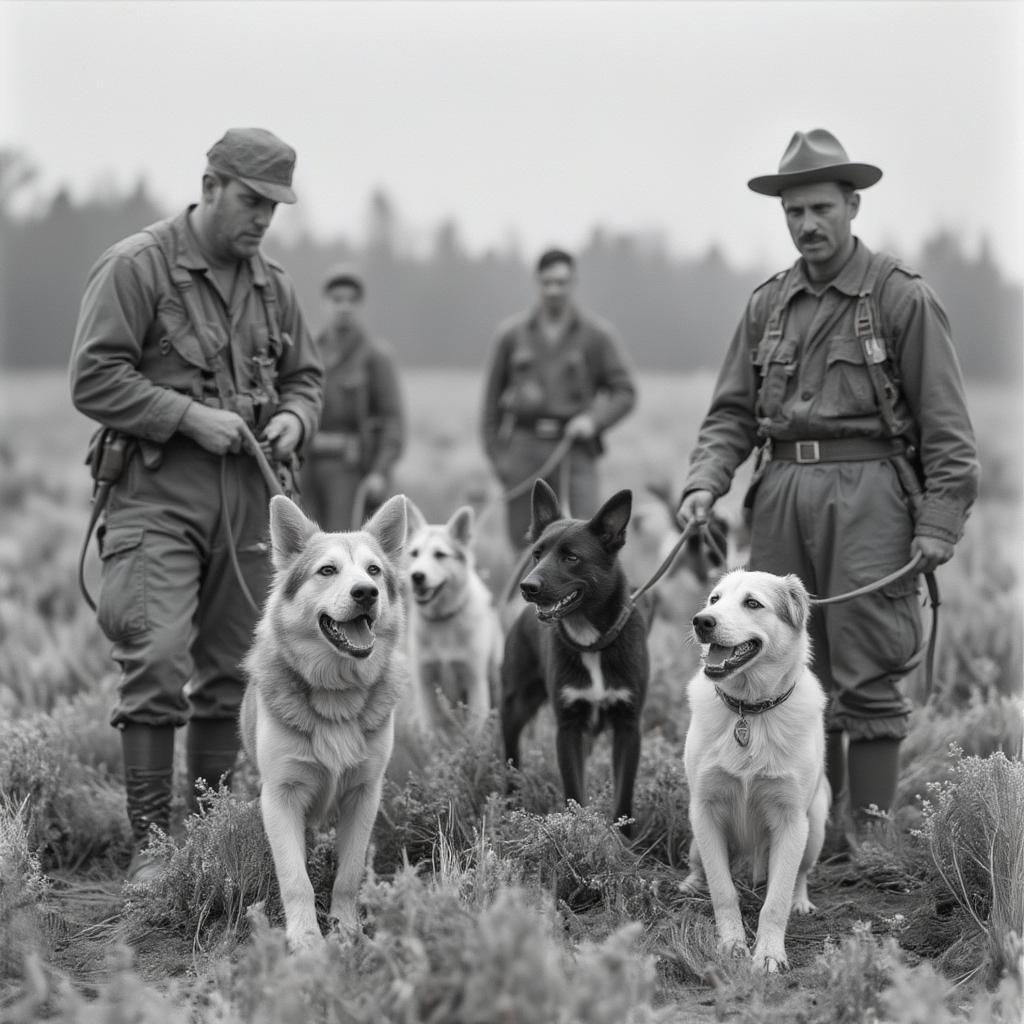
[481,248,637,549]
[676,129,979,846]
[301,265,406,530]
[69,128,323,881]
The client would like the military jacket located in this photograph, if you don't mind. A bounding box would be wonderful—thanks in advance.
[683,239,979,543]
[69,207,323,445]
[315,324,405,475]
[480,306,636,460]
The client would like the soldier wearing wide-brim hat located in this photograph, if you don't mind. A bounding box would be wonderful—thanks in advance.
[69,127,324,883]
[676,129,978,846]
[302,264,407,531]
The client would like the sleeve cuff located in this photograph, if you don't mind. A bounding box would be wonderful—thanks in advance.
[915,499,968,545]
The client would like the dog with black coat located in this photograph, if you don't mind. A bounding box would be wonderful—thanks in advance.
[501,480,651,834]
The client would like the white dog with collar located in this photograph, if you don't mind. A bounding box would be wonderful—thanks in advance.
[680,569,831,973]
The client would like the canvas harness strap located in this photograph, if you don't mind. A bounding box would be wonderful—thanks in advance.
[144,219,283,431]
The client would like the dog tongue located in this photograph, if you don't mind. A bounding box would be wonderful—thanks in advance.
[340,617,374,649]
[706,643,734,667]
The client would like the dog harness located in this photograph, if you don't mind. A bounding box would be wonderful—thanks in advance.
[713,683,797,747]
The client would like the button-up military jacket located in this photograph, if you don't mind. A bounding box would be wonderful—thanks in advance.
[683,240,979,543]
[70,207,323,445]
[480,305,637,461]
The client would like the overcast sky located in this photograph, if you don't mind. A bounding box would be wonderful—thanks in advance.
[3,1,1023,279]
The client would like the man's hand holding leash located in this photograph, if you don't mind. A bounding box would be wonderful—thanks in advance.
[911,535,954,575]
[179,404,251,455]
[676,489,715,531]
[262,410,304,461]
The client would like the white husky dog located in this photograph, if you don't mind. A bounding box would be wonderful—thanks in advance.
[404,501,502,734]
[681,569,830,973]
[240,494,408,950]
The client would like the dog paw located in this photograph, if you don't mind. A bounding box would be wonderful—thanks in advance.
[286,927,323,954]
[751,939,788,973]
[718,938,749,960]
[328,914,361,944]
[753,953,789,974]
[677,873,707,897]
[791,895,817,915]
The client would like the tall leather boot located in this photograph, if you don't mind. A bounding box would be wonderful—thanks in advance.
[185,717,240,814]
[121,723,175,884]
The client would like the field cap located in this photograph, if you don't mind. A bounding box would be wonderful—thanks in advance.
[747,129,882,196]
[323,263,365,297]
[206,128,297,204]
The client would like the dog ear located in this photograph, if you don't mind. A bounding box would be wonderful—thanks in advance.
[588,489,633,552]
[446,505,475,547]
[269,494,318,572]
[404,498,427,538]
[527,479,563,541]
[365,494,408,561]
[775,573,810,631]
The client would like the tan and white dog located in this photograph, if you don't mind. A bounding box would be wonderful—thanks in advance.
[404,501,502,734]
[240,493,408,950]
[681,569,830,973]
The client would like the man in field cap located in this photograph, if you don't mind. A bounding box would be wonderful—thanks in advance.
[676,129,978,847]
[70,127,323,882]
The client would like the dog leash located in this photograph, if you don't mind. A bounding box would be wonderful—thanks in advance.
[807,550,940,699]
[552,519,725,654]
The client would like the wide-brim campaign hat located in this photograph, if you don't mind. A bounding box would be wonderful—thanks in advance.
[747,129,882,196]
[206,127,298,204]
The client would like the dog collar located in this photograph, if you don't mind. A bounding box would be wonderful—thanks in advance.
[556,603,635,653]
[714,682,797,747]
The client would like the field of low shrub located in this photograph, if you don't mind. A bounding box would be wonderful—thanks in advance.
[0,370,1020,1023]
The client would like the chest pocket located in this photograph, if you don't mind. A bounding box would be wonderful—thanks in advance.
[752,337,797,420]
[248,324,283,406]
[821,336,877,416]
[156,297,209,371]
[501,343,544,415]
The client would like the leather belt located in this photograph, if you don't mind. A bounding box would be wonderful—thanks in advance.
[771,437,905,464]
[515,416,566,440]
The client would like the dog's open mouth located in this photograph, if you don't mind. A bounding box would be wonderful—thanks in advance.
[534,589,583,622]
[702,639,762,678]
[319,614,375,658]
[412,580,446,605]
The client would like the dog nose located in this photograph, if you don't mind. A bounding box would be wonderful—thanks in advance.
[693,612,716,635]
[351,583,378,606]
[520,577,541,599]
[411,571,425,585]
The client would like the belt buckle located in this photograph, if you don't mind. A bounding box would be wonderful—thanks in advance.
[795,440,821,464]
[535,417,561,440]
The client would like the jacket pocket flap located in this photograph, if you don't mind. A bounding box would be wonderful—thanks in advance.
[825,335,865,366]
[101,526,144,559]
[753,336,797,367]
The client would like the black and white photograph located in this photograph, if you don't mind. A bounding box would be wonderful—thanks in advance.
[1,1,1021,1020]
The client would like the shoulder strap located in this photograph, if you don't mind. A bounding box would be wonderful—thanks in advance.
[143,221,241,415]
[854,252,903,436]
[755,266,797,372]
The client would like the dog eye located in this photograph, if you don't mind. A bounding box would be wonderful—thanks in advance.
[745,598,763,609]
[563,551,579,564]
[434,551,447,560]
[366,563,382,576]
[708,594,719,604]
[409,548,419,558]
[531,549,541,563]
[317,565,337,577]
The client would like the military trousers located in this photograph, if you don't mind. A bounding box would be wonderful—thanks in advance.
[301,456,384,532]
[494,429,599,549]
[97,437,272,729]
[747,457,923,740]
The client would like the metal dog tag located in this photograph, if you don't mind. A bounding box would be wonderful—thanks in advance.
[733,716,750,747]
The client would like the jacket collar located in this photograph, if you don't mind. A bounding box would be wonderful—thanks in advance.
[786,237,872,300]
[169,206,268,287]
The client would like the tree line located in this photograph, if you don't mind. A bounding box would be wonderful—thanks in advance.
[1,150,1020,381]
